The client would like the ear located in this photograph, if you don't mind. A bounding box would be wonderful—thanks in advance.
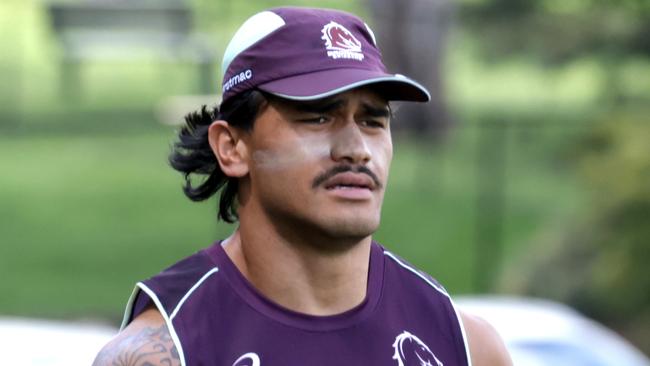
[208,120,249,178]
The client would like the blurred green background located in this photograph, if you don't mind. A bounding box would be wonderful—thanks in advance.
[1,0,648,355]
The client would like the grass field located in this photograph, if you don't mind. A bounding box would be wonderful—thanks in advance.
[0,0,627,325]
[0,113,587,323]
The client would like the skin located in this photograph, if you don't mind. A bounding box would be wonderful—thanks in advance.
[93,88,512,366]
[92,307,180,366]
[214,89,393,315]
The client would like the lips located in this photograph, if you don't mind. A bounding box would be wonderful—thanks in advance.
[323,172,376,191]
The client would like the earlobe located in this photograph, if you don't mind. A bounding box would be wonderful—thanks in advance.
[208,120,250,178]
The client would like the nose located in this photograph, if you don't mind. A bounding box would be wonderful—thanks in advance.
[330,119,371,164]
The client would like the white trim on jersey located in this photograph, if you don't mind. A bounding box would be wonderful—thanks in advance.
[119,267,220,366]
[383,250,472,366]
[383,251,449,297]
[170,267,219,320]
[449,296,474,366]
[135,283,187,366]
[120,285,140,330]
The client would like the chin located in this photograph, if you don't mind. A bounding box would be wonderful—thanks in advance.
[262,197,382,248]
[318,214,380,241]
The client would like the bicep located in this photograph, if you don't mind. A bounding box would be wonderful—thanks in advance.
[460,310,512,366]
[93,307,180,366]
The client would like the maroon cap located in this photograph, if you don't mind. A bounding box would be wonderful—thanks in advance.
[220,7,430,106]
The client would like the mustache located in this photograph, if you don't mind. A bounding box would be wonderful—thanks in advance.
[312,165,383,189]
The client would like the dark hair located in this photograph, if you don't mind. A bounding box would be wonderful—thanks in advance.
[169,90,267,223]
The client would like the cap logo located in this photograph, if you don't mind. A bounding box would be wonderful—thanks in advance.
[321,21,364,61]
[223,69,253,93]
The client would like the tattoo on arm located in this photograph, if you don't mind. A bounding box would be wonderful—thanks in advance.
[93,324,181,366]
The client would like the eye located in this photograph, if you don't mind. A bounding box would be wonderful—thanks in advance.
[299,115,330,124]
[360,119,387,128]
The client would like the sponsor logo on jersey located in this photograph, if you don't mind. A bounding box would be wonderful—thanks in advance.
[321,21,364,61]
[232,352,261,366]
[393,331,443,366]
[223,69,253,93]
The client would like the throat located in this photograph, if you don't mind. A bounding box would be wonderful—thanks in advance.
[224,231,373,316]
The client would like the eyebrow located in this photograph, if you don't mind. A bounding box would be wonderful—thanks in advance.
[292,99,389,117]
[360,102,391,118]
[292,98,346,114]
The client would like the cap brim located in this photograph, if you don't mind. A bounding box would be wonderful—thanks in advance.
[257,68,431,102]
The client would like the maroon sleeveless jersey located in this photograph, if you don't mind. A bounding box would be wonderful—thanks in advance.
[121,241,471,366]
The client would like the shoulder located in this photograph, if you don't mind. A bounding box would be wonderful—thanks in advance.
[93,307,180,366]
[460,310,513,366]
[382,249,448,292]
[133,247,220,317]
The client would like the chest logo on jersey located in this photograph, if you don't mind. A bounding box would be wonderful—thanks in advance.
[233,352,261,366]
[393,331,444,366]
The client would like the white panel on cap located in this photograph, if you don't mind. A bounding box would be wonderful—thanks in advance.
[221,11,286,74]
[364,22,377,46]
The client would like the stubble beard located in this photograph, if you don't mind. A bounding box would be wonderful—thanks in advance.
[265,199,382,254]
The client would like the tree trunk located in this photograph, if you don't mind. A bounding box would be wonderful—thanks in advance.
[366,0,455,140]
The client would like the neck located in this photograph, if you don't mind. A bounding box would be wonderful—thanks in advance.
[223,217,372,316]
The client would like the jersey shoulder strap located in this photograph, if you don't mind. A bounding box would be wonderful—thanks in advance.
[120,248,219,329]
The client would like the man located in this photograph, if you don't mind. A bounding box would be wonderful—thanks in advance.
[94,7,511,366]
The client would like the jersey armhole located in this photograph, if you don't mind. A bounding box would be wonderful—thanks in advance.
[383,249,473,365]
[448,297,473,366]
[120,282,188,366]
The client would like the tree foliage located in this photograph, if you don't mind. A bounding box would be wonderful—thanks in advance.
[459,0,650,63]
[502,112,650,353]
[465,0,650,354]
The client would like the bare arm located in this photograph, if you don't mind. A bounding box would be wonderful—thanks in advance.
[460,310,513,366]
[93,307,180,366]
